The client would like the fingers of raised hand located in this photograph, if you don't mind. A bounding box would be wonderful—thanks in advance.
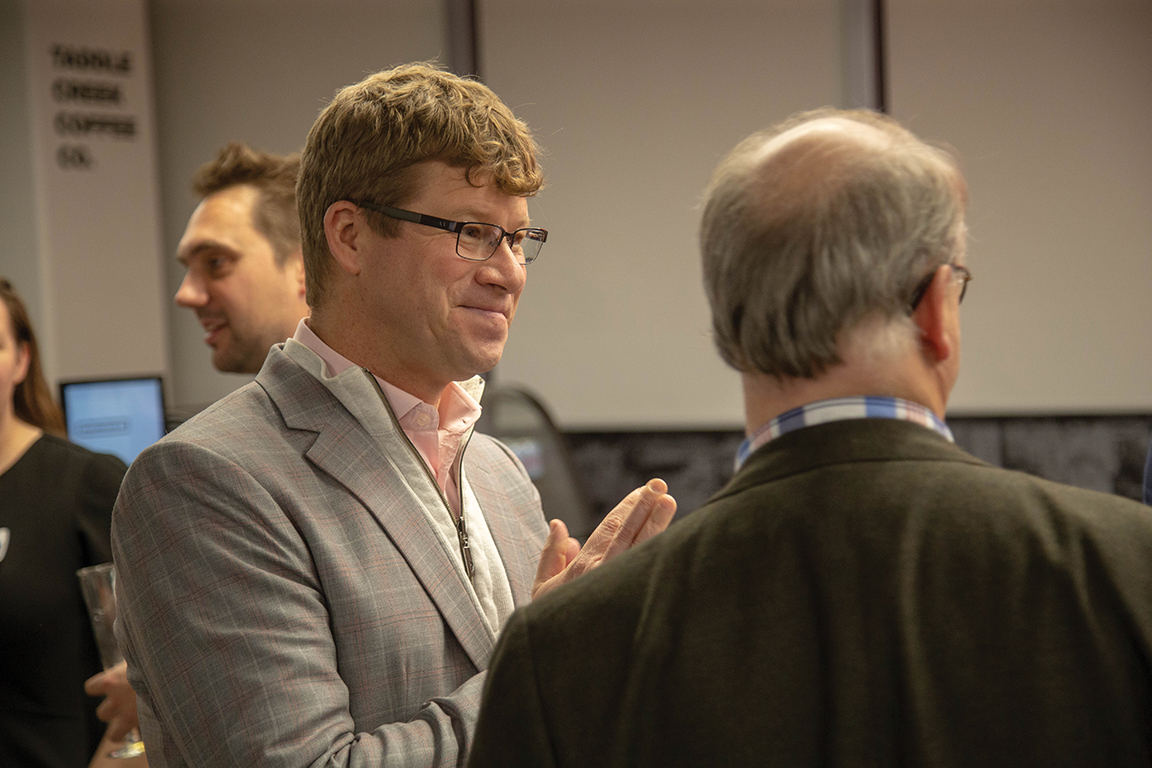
[580,478,673,567]
[531,480,674,600]
[534,519,572,586]
[635,492,676,546]
[564,536,581,564]
[605,478,670,551]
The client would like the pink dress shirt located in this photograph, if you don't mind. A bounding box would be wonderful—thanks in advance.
[291,320,481,518]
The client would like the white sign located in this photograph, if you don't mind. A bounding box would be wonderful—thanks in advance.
[23,0,167,381]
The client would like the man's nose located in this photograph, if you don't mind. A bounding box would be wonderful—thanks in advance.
[174,271,208,308]
[476,239,527,293]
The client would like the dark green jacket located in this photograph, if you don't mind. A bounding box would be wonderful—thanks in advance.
[470,418,1152,768]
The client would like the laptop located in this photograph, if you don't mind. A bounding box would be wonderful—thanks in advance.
[58,375,167,465]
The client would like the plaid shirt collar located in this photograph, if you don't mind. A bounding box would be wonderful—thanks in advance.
[735,396,954,471]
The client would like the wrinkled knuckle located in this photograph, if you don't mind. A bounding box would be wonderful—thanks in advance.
[598,515,623,538]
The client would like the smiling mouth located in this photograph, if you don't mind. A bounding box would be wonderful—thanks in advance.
[200,319,227,346]
[458,301,509,317]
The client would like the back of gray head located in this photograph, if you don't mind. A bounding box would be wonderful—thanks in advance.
[700,108,966,378]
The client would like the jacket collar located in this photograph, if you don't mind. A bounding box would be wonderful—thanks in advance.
[255,345,498,668]
[718,418,985,507]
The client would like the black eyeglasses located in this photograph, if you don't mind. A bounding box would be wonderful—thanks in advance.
[909,263,972,312]
[353,201,547,265]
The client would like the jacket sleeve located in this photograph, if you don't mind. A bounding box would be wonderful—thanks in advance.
[112,438,482,768]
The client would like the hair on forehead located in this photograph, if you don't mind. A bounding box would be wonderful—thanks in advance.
[296,61,544,308]
[192,142,302,267]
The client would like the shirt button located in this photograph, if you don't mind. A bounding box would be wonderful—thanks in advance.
[416,414,431,427]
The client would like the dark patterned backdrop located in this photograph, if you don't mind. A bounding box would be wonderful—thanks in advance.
[566,415,1152,525]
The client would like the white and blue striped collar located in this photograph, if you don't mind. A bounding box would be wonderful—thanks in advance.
[735,396,954,471]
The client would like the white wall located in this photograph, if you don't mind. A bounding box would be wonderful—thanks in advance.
[0,0,42,325]
[8,0,1151,424]
[483,0,843,429]
[150,0,445,412]
[485,0,1152,427]
[889,0,1152,415]
[1,0,168,388]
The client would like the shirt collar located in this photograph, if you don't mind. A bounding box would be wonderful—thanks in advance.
[291,318,484,427]
[735,395,954,471]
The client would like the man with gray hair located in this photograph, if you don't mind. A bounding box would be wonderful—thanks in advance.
[468,109,1152,767]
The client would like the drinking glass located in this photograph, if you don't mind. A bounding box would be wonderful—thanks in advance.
[76,563,146,759]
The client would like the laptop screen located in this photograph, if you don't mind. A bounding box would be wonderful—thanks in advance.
[59,376,167,465]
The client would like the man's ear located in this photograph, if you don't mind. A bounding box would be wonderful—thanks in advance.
[911,265,957,364]
[324,200,366,277]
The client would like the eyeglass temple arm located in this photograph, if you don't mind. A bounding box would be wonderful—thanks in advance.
[358,202,462,234]
[909,263,969,312]
[908,271,936,312]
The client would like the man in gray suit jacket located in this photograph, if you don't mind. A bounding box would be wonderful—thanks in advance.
[469,110,1152,767]
[111,64,675,767]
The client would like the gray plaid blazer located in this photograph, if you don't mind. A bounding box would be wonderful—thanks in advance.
[112,346,547,767]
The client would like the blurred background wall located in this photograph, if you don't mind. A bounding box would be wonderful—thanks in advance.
[2,0,1150,514]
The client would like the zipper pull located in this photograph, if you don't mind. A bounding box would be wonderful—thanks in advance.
[458,526,475,581]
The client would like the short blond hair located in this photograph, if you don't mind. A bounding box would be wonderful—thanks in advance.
[297,62,544,307]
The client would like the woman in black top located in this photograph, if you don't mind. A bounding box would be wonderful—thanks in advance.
[0,278,133,768]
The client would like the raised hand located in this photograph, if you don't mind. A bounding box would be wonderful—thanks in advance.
[532,478,676,599]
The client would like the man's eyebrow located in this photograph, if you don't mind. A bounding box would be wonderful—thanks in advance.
[177,240,234,266]
[455,208,531,229]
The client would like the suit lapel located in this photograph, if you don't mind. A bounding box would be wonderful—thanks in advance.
[257,348,495,669]
[464,450,541,608]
